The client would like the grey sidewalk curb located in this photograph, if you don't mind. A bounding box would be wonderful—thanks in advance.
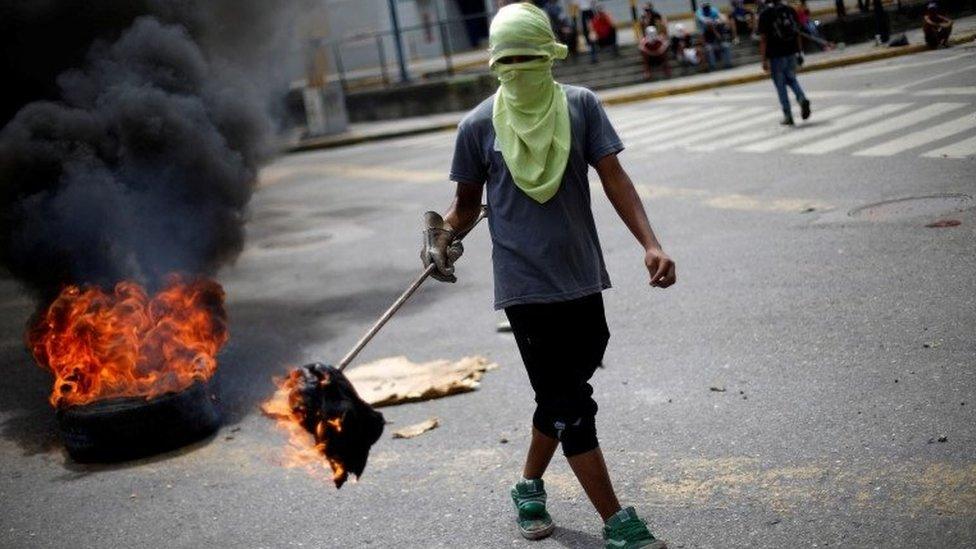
[286,32,976,154]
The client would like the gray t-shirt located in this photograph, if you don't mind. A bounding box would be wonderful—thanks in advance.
[449,85,623,309]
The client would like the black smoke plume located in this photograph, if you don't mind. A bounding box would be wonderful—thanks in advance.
[0,1,304,299]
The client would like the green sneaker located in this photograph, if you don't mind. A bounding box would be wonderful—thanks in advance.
[510,478,555,540]
[603,507,667,549]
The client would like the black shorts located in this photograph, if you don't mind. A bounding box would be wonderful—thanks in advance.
[505,292,610,456]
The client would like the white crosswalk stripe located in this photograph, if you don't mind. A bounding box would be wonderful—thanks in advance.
[610,106,698,133]
[915,87,976,96]
[686,105,857,151]
[361,101,976,165]
[738,103,912,153]
[621,107,735,142]
[922,134,976,159]
[854,113,976,156]
[686,129,772,152]
[645,109,782,151]
[630,107,769,149]
[792,103,967,155]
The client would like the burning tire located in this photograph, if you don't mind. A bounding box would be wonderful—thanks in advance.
[56,379,221,463]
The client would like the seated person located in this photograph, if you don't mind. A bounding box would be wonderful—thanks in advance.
[545,0,579,57]
[640,2,669,36]
[557,16,580,57]
[588,3,620,63]
[639,26,672,79]
[923,2,952,48]
[671,23,702,69]
[697,3,734,69]
[730,0,757,40]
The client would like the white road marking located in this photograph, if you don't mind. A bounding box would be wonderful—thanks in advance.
[629,107,768,148]
[921,134,976,159]
[843,51,975,75]
[687,129,772,151]
[739,103,912,153]
[854,89,905,98]
[900,64,976,91]
[402,132,457,148]
[620,107,735,141]
[609,106,697,132]
[914,87,976,96]
[854,112,976,156]
[792,103,967,155]
[685,105,857,151]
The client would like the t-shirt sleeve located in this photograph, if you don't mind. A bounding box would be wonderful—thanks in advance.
[582,90,624,166]
[449,118,488,184]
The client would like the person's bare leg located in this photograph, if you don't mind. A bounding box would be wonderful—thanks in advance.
[523,427,559,479]
[566,446,622,521]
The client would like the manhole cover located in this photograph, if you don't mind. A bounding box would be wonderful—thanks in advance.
[258,232,332,250]
[848,194,973,221]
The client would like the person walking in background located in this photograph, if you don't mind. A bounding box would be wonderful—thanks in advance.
[427,4,675,547]
[758,0,811,125]
[588,3,620,63]
[922,2,953,48]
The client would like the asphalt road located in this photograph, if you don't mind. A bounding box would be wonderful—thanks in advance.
[1,46,975,549]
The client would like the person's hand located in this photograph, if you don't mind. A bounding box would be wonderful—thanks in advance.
[762,59,770,72]
[644,247,676,288]
[421,211,463,283]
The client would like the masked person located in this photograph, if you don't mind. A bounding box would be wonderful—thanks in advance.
[420,4,674,548]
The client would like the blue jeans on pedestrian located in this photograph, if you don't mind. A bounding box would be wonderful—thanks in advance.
[705,42,732,70]
[769,55,807,115]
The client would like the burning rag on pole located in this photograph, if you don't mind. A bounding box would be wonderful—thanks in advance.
[261,356,498,488]
[0,1,303,461]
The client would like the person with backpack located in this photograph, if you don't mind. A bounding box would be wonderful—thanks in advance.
[758,0,811,125]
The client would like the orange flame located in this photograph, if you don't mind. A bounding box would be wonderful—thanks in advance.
[261,371,347,485]
[28,275,228,408]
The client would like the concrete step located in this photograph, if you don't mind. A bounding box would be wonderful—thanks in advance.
[556,46,764,91]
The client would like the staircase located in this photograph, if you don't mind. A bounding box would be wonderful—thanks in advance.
[552,38,765,91]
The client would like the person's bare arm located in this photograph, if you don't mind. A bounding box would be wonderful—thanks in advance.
[443,181,484,233]
[594,154,676,288]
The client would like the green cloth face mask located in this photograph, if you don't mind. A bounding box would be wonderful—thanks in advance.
[489,3,570,204]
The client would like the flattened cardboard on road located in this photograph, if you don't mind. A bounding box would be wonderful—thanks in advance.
[393,417,440,439]
[346,355,497,407]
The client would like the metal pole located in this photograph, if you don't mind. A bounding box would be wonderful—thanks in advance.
[331,42,348,96]
[387,0,410,83]
[691,0,698,15]
[630,0,641,42]
[435,0,454,76]
[336,206,487,372]
[376,34,390,86]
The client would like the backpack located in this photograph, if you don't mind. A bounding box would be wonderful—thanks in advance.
[771,4,799,42]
